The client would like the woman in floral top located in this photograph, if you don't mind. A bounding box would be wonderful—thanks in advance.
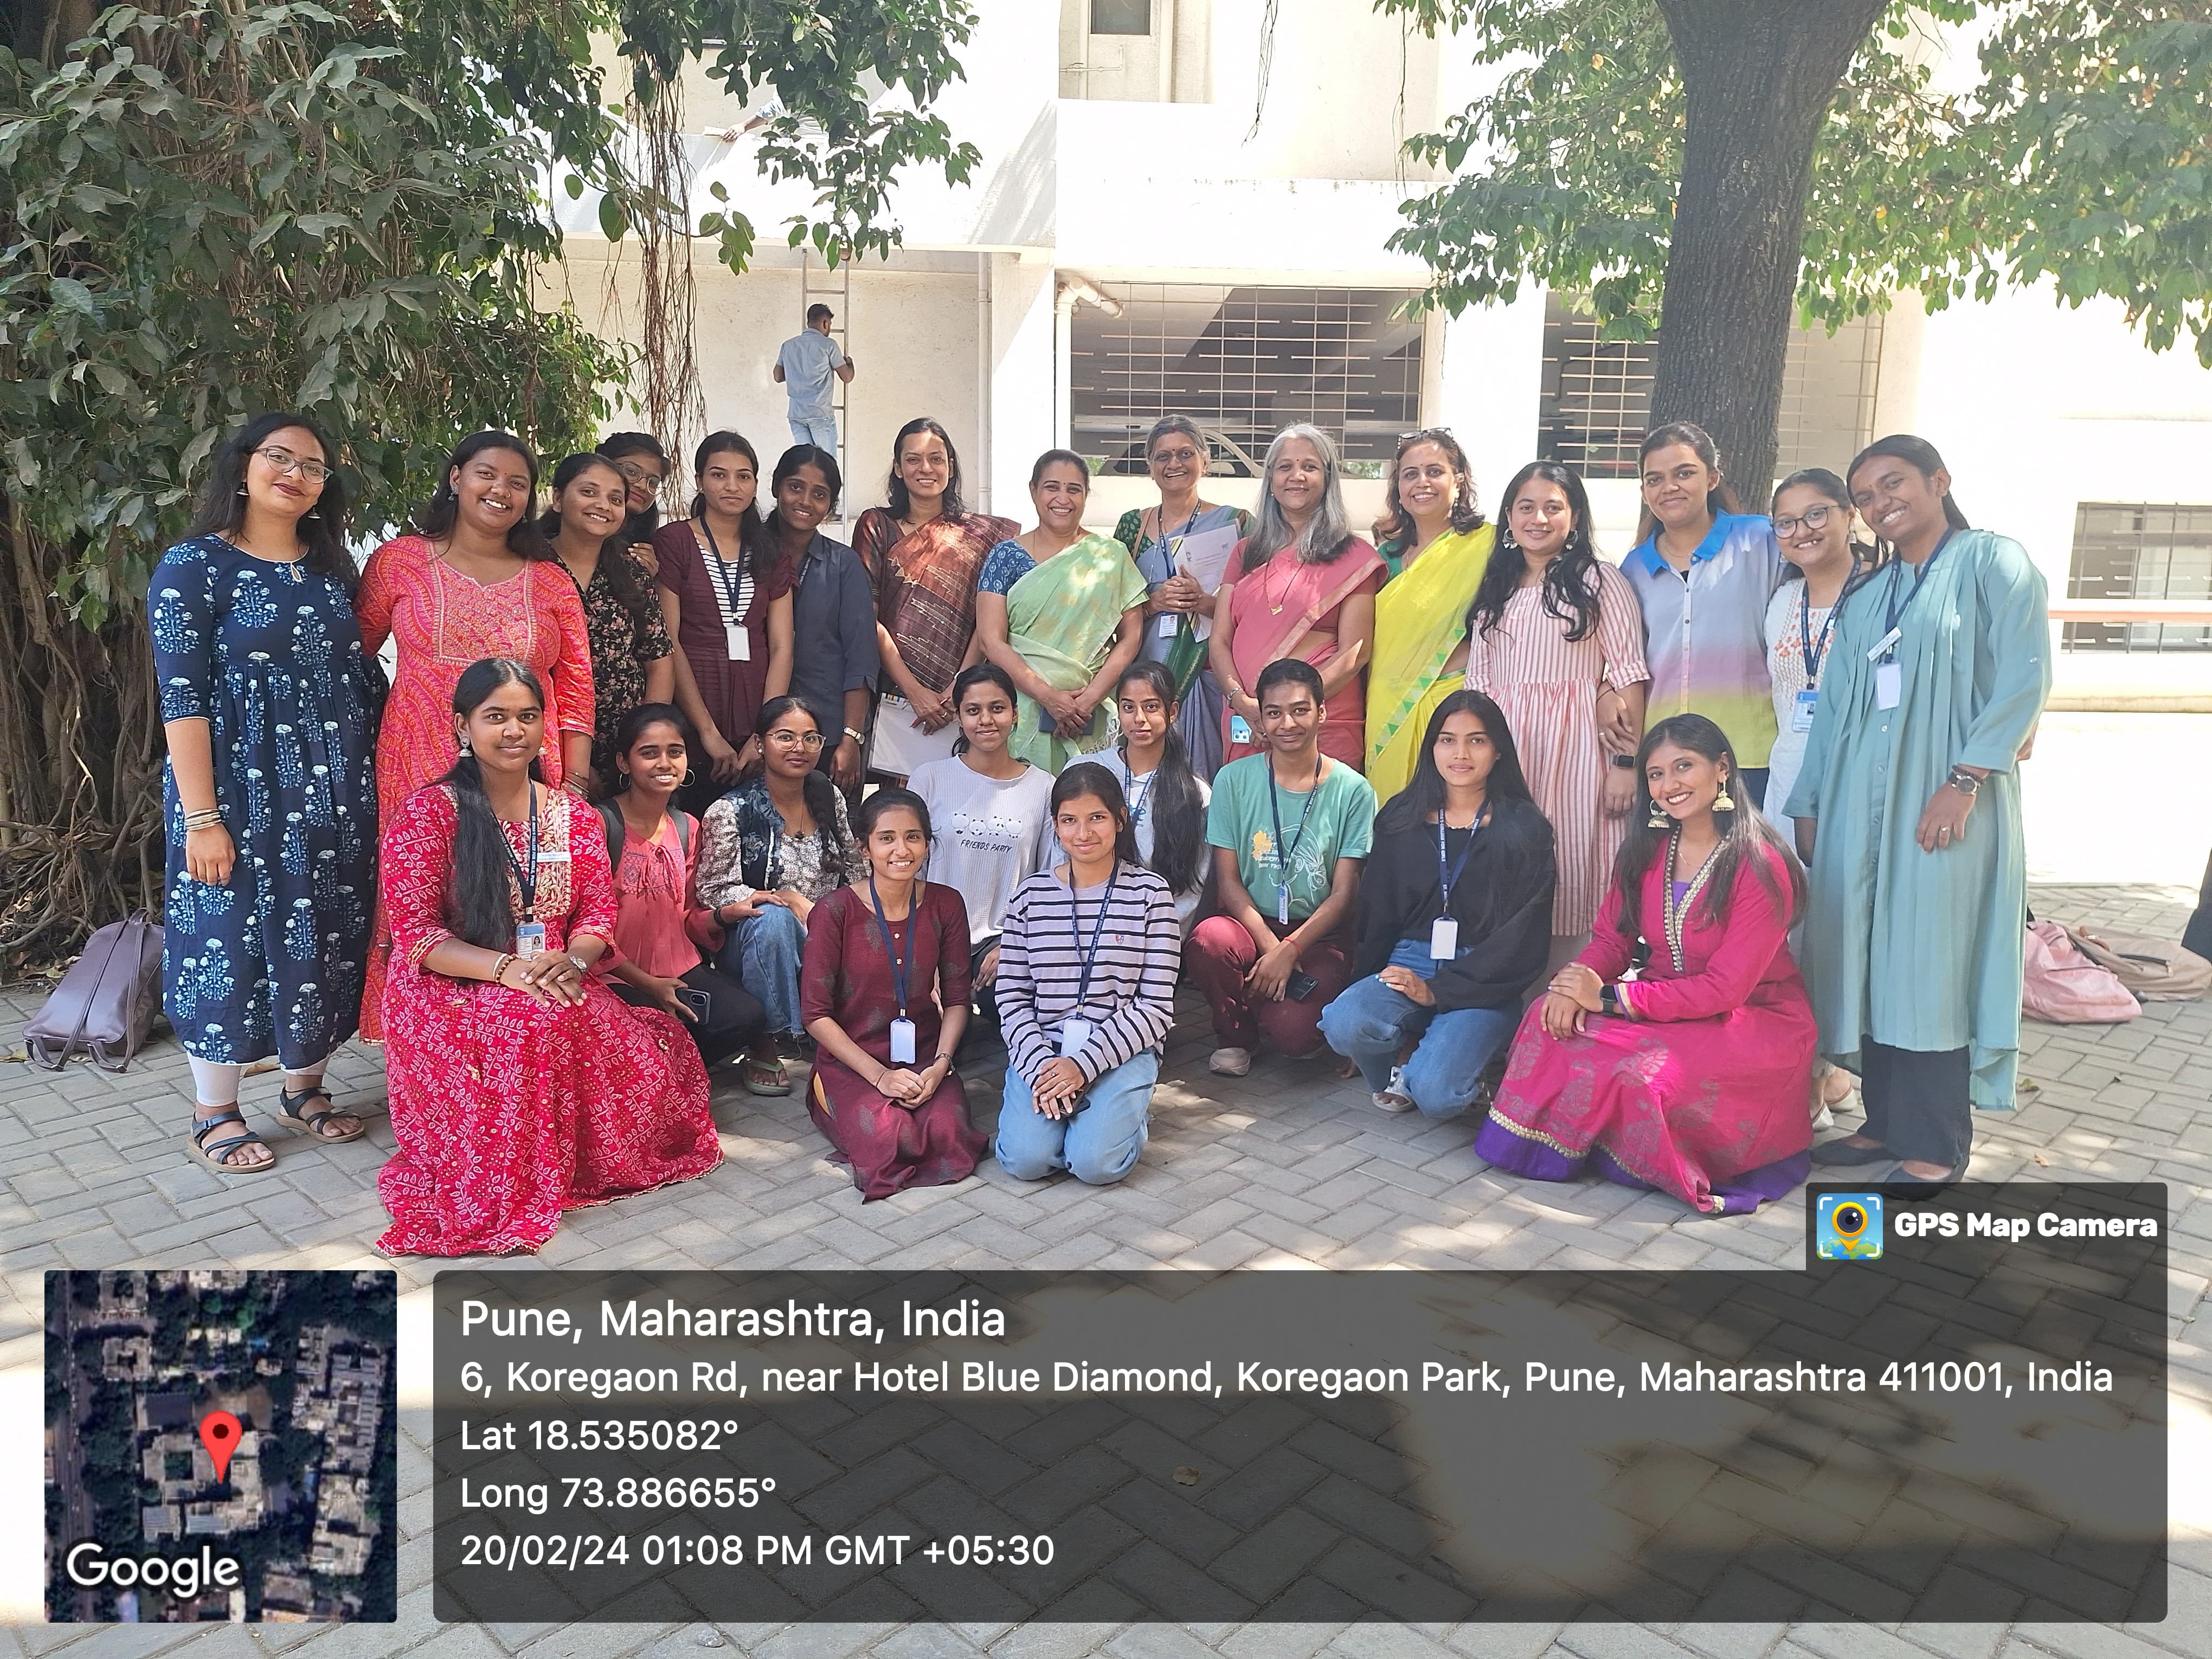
[697,696,859,1093]
[543,453,674,796]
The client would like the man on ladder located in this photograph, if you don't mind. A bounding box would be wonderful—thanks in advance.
[773,303,854,461]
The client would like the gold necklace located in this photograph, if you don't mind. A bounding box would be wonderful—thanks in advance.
[1259,551,1298,615]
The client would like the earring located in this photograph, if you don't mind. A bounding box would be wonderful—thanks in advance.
[236,486,249,498]
[1714,781,1735,813]
[458,735,472,754]
[1647,797,1667,828]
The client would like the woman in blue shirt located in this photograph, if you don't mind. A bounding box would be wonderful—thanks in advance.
[1624,421,1784,808]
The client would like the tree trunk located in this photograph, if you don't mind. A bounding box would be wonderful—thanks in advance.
[1650,0,1888,499]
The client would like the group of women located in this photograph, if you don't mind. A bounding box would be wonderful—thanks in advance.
[150,401,2045,1252]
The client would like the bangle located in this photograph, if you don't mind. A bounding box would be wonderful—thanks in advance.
[183,808,222,829]
[488,952,516,985]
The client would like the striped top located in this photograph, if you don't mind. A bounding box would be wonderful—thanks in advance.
[1624,512,1784,767]
[995,862,1181,1087]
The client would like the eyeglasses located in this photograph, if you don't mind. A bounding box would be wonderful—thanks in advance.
[1149,447,1203,467]
[766,729,825,749]
[613,460,663,485]
[255,446,332,484]
[1773,504,1836,537]
[1396,426,1455,446]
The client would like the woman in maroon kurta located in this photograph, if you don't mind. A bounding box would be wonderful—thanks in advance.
[1477,715,1816,1214]
[800,788,984,1200]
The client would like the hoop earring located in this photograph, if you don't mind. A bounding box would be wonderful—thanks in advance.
[1647,797,1667,828]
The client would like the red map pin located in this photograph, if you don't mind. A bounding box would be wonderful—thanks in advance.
[198,1411,242,1482]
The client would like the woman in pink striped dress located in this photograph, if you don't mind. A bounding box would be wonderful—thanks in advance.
[1464,462,1649,970]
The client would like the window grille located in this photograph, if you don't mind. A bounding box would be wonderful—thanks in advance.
[2063,503,2212,653]
[1071,284,1424,475]
[1090,0,1152,33]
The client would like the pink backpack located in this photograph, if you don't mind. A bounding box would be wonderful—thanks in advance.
[2021,919,2140,1024]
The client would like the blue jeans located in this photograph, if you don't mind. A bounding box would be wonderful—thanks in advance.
[788,414,838,458]
[718,905,806,1036]
[1320,943,1517,1120]
[995,1051,1158,1186]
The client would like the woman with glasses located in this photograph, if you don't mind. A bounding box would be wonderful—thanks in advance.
[596,432,670,571]
[1209,424,1385,771]
[697,696,859,1095]
[1761,470,1875,844]
[156,413,378,1173]
[1111,416,1252,781]
[1366,429,1495,802]
[356,429,596,1041]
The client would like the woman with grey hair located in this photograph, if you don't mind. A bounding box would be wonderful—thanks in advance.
[1111,415,1252,780]
[1207,423,1386,770]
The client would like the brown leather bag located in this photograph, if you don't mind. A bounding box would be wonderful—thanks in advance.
[24,912,165,1071]
[2065,927,2212,1002]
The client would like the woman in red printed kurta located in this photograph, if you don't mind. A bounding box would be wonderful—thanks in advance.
[1477,715,1814,1214]
[355,433,596,1039]
[375,659,717,1256]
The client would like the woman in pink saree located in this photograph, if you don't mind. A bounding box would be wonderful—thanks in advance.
[1208,425,1385,772]
[1477,714,1816,1214]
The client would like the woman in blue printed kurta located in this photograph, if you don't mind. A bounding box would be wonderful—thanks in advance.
[153,414,379,1173]
[1788,436,2049,1188]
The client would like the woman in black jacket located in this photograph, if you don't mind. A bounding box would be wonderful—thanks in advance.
[1320,689,1554,1116]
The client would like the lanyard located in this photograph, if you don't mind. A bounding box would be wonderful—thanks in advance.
[1880,532,1952,645]
[1267,758,1322,899]
[501,786,542,920]
[1435,808,1484,913]
[1154,505,1200,561]
[867,876,916,1019]
[1796,560,1857,684]
[699,519,748,622]
[1069,870,1119,1011]
[1123,766,1154,827]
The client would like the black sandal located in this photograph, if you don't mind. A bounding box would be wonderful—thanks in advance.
[275,1084,367,1144]
[187,1109,277,1175]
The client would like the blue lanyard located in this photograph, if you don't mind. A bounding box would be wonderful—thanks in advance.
[867,876,916,1019]
[700,518,749,622]
[1796,557,1858,683]
[500,786,542,919]
[1122,767,1153,828]
[1436,808,1484,912]
[1267,759,1322,895]
[1068,869,1119,1011]
[1880,532,1952,644]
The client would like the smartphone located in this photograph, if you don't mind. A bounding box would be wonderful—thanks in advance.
[1285,970,1319,1001]
[676,987,711,1021]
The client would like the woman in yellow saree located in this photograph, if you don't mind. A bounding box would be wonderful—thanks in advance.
[974,449,1149,773]
[1366,430,1496,802]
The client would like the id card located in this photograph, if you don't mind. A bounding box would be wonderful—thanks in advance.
[515,922,546,959]
[1058,1017,1094,1058]
[724,623,750,662]
[1791,688,1818,733]
[1276,887,1290,927]
[1229,714,1252,744]
[1156,612,1179,638]
[888,1017,917,1065]
[1874,660,1902,711]
[1430,916,1459,960]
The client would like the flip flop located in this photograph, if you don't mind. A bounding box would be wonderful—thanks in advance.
[274,1084,368,1144]
[187,1108,278,1175]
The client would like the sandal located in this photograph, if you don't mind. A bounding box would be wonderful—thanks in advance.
[275,1084,367,1144]
[741,1055,791,1096]
[187,1109,278,1175]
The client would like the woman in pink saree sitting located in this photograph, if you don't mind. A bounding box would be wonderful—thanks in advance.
[1208,424,1385,772]
[1477,713,1816,1214]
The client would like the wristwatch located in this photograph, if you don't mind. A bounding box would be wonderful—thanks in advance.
[844,726,865,745]
[1599,984,1625,1017]
[1946,766,1982,795]
[1609,754,1637,770]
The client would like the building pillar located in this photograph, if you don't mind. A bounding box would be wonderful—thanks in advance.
[1432,286,1549,519]
[987,252,1058,517]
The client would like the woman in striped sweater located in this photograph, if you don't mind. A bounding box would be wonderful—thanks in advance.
[993,763,1184,1187]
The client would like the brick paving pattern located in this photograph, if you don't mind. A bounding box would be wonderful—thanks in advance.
[4,881,2205,1658]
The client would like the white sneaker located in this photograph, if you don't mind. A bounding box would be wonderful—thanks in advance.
[1372,1065,1415,1113]
[1208,1046,1252,1077]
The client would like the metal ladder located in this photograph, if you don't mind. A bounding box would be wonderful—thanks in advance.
[801,247,851,528]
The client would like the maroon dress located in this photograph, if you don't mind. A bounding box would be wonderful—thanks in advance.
[652,520,794,754]
[800,882,985,1200]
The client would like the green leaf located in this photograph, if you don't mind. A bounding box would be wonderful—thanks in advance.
[49,276,97,315]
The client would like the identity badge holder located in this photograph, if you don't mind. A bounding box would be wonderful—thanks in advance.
[1792,689,1819,733]
[888,1017,917,1065]
[1059,1017,1094,1058]
[1229,714,1252,744]
[725,623,750,663]
[515,922,547,959]
[1430,916,1459,960]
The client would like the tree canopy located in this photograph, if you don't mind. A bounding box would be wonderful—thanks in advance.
[1382,0,2212,487]
[0,0,980,968]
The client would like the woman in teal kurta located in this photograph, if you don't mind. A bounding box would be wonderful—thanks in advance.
[1787,436,2048,1189]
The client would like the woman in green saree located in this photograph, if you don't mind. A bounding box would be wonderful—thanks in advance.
[1365,429,1495,803]
[974,449,1149,772]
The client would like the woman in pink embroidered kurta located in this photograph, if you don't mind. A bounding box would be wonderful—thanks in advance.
[355,433,595,1038]
[1477,715,1815,1215]
[375,660,718,1257]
